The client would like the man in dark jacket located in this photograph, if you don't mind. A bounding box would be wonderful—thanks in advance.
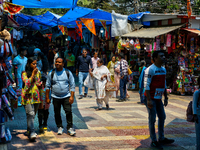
[76,48,93,99]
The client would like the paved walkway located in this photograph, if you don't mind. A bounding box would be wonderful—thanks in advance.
[0,88,196,150]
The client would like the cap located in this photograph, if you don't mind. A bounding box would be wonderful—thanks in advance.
[33,48,41,54]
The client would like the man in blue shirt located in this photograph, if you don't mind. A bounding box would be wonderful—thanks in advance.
[46,57,76,136]
[76,48,93,99]
[13,46,27,107]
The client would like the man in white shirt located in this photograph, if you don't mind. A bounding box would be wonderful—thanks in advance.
[13,46,28,107]
[91,51,99,69]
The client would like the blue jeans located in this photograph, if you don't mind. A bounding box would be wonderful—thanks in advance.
[144,97,166,142]
[78,72,89,96]
[17,78,23,104]
[195,115,200,150]
[120,75,128,99]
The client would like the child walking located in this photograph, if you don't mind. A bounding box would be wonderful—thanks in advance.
[38,76,50,133]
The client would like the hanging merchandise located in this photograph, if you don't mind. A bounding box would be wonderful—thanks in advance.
[172,35,176,49]
[156,38,160,50]
[80,18,96,36]
[117,39,123,50]
[166,34,172,47]
[68,30,77,41]
[129,39,134,48]
[32,31,38,36]
[153,42,156,51]
[76,21,83,34]
[58,25,65,35]
[190,37,195,53]
[75,27,82,39]
[5,27,13,33]
[3,2,24,15]
[75,21,83,39]
[99,20,107,31]
[178,57,185,66]
[125,38,130,49]
[46,34,52,41]
[168,47,173,54]
[121,39,126,47]
[64,26,68,35]
[135,39,141,50]
[160,35,165,43]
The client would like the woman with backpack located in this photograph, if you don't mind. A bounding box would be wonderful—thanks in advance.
[193,76,200,150]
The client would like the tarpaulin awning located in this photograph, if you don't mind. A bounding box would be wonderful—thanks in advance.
[39,11,62,20]
[59,6,95,23]
[82,8,112,25]
[16,13,53,30]
[122,24,184,38]
[16,11,62,30]
[183,28,200,35]
[128,12,150,22]
[59,7,112,28]
[12,0,78,8]
[128,11,150,26]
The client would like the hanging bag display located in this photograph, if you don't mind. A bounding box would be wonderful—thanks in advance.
[0,44,4,58]
[186,91,200,122]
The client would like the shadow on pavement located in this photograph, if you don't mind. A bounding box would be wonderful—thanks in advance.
[135,118,195,150]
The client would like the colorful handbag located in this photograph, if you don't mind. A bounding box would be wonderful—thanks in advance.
[128,68,132,75]
[105,81,116,91]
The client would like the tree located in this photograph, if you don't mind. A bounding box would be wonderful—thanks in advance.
[21,8,69,16]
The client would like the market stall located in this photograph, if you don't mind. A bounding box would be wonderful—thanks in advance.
[121,24,186,91]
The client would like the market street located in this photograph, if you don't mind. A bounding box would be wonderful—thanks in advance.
[0,88,196,150]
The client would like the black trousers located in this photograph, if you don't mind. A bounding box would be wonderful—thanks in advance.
[38,108,49,128]
[53,97,72,130]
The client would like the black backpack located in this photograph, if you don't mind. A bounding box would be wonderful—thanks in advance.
[51,69,70,89]
[186,92,200,122]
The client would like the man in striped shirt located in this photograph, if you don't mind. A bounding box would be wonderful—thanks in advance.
[117,53,128,102]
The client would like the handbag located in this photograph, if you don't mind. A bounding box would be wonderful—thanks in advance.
[105,81,117,91]
[128,68,132,75]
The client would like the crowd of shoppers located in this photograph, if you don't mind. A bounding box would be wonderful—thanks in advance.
[12,41,200,150]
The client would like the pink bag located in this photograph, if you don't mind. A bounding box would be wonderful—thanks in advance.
[114,64,120,73]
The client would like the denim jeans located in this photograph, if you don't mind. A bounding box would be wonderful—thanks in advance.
[195,115,200,150]
[144,97,166,142]
[17,78,23,104]
[78,72,89,96]
[24,104,39,133]
[120,75,128,99]
[53,97,73,130]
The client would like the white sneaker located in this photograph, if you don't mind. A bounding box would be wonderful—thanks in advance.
[57,127,63,135]
[68,128,76,136]
[30,132,37,140]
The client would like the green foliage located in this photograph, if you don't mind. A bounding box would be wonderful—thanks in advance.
[21,8,69,16]
[20,0,200,16]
